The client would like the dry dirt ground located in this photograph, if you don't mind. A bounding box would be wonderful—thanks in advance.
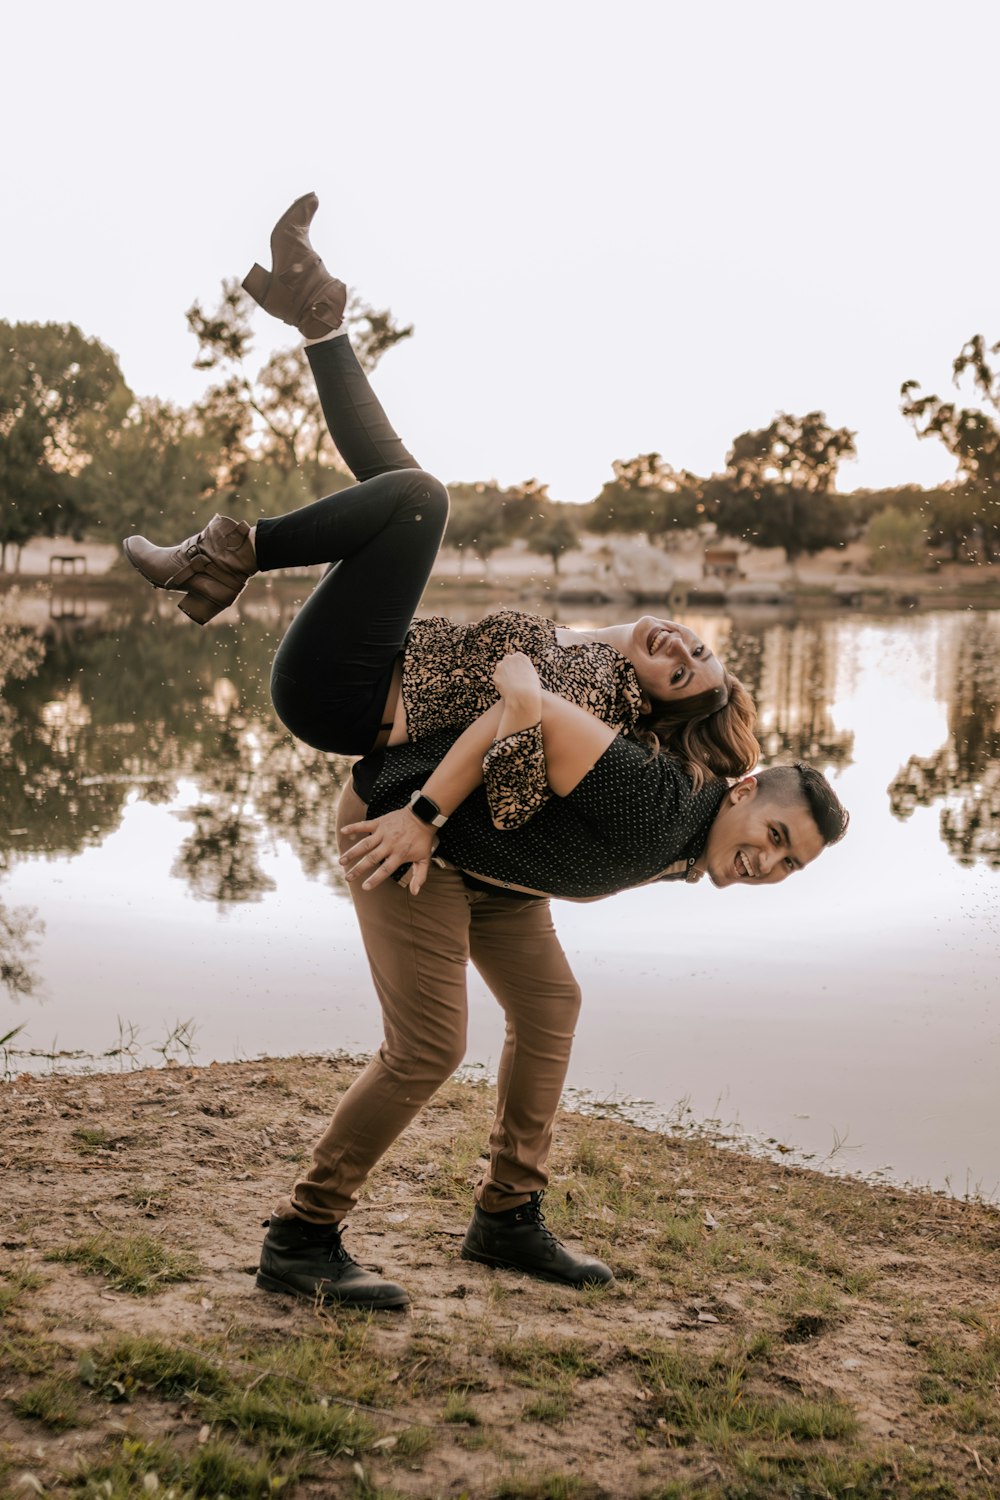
[2,1056,999,1499]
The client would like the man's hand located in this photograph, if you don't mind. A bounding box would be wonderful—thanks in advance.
[492,650,541,705]
[340,808,436,894]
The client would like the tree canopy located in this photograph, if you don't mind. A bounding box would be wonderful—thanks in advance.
[901,335,1000,562]
[703,412,857,562]
[586,453,702,542]
[0,322,132,567]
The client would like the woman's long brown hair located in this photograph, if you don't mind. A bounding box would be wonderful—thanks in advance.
[634,670,759,790]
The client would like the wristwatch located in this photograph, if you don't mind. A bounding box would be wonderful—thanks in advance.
[409,789,449,828]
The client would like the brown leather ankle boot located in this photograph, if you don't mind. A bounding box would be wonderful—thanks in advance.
[242,192,347,338]
[122,514,258,624]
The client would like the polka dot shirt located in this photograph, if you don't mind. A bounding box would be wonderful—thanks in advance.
[362,730,729,899]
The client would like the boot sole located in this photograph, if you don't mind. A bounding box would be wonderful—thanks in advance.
[255,1270,410,1311]
[460,1246,611,1289]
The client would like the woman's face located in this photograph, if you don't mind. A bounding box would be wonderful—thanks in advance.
[622,616,726,705]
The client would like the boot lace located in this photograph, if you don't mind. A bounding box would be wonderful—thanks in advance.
[520,1195,563,1253]
[321,1225,354,1266]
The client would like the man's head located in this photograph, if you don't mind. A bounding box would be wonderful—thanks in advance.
[697,762,849,889]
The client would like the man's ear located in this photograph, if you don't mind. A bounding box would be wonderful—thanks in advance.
[729,775,758,803]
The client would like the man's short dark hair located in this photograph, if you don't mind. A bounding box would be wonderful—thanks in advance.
[755,762,849,847]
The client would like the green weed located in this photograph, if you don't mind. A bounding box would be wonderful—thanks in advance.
[0,1263,43,1317]
[493,1334,603,1389]
[47,1231,199,1293]
[11,1373,82,1429]
[633,1340,856,1448]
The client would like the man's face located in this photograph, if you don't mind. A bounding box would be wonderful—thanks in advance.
[698,778,826,888]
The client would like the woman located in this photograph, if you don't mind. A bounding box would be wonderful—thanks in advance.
[123,194,757,828]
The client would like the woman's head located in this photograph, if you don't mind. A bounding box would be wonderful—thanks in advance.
[635,668,760,789]
[621,616,727,704]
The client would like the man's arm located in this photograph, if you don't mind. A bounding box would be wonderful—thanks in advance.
[342,684,618,892]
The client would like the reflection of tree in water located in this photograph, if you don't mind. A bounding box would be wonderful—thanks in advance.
[722,625,766,704]
[727,620,853,770]
[889,615,1000,867]
[0,899,42,1000]
[0,602,351,904]
[0,603,46,996]
[171,707,351,904]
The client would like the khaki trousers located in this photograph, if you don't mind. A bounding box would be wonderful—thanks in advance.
[276,784,582,1223]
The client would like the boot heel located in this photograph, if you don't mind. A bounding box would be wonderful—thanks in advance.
[242,263,271,307]
[178,591,226,626]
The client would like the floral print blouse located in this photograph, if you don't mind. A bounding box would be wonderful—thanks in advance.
[400,609,643,830]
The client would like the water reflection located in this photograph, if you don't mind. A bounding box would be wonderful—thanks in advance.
[0,591,998,903]
[888,613,1000,867]
[3,588,999,1191]
[0,593,353,911]
[727,620,854,767]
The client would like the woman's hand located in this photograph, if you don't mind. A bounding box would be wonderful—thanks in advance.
[340,808,435,893]
[493,651,541,706]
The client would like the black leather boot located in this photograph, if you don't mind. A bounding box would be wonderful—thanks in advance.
[461,1192,614,1288]
[257,1216,410,1311]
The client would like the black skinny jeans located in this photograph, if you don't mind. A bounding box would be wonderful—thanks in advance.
[254,338,449,753]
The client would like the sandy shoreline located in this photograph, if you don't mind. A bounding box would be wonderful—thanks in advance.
[2,1055,998,1496]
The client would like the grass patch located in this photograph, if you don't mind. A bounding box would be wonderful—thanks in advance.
[915,1318,1000,1436]
[0,1263,43,1317]
[730,1446,964,1498]
[71,1125,117,1152]
[209,1385,375,1458]
[46,1231,199,1293]
[489,1476,585,1500]
[190,1439,291,1497]
[442,1390,481,1424]
[392,1424,434,1457]
[82,1332,377,1456]
[256,1320,396,1407]
[651,1210,776,1283]
[494,1334,604,1389]
[520,1391,570,1424]
[71,1434,290,1498]
[633,1339,857,1448]
[81,1335,230,1401]
[11,1373,82,1429]
[0,1326,60,1378]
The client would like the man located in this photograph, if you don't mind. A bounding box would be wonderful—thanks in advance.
[257,682,849,1311]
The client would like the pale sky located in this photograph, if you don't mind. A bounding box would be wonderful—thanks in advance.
[3,0,997,502]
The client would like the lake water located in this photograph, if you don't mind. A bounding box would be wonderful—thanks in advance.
[2,580,998,1198]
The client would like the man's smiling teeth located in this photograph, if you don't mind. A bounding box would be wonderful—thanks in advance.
[737,850,753,878]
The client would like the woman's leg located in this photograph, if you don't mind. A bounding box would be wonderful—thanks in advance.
[305,335,420,482]
[255,469,448,753]
[252,333,447,754]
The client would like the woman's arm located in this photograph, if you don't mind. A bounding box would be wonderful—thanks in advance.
[342,678,619,891]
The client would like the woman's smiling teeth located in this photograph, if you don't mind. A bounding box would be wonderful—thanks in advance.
[737,849,754,878]
[646,626,671,655]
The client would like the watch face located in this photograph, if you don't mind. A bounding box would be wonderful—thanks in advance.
[411,793,443,826]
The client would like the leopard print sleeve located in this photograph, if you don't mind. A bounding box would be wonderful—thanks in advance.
[482,722,551,831]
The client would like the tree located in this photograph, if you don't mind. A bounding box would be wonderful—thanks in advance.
[185,278,414,506]
[901,335,1000,562]
[525,508,580,575]
[705,412,857,563]
[443,483,511,575]
[0,322,132,569]
[83,397,229,541]
[865,505,928,571]
[586,453,702,542]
